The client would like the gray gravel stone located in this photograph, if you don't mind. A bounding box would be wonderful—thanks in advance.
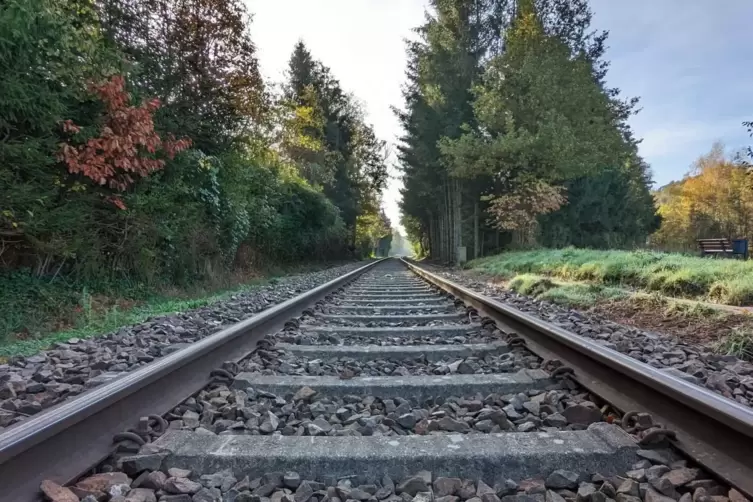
[170,380,592,438]
[434,478,462,497]
[645,488,677,502]
[637,450,670,465]
[124,488,157,502]
[165,477,202,495]
[284,472,302,490]
[545,470,579,490]
[424,265,753,409]
[0,262,365,428]
[661,468,700,487]
[562,404,602,426]
[397,477,430,496]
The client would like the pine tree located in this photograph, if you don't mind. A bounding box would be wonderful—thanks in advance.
[287,41,317,104]
[282,42,388,249]
[420,0,658,249]
[398,0,631,259]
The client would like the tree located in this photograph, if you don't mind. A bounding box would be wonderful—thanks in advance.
[538,160,660,248]
[441,0,628,238]
[286,41,317,104]
[281,42,388,249]
[397,0,639,260]
[0,0,119,273]
[653,143,753,250]
[96,0,265,153]
[59,75,191,205]
[1,0,386,292]
[396,0,490,263]
[355,209,391,257]
[400,0,656,254]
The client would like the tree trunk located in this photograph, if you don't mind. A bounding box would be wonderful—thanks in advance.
[438,209,445,262]
[428,213,437,259]
[442,182,447,262]
[473,200,479,260]
[453,178,462,263]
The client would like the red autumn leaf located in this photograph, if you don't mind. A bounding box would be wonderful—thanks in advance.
[58,75,191,198]
[109,196,127,210]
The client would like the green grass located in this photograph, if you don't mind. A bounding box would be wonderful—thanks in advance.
[0,276,270,358]
[0,261,349,358]
[508,273,627,308]
[714,328,753,361]
[628,292,728,320]
[468,248,753,305]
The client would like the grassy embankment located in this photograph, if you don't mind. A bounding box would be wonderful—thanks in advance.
[0,262,353,358]
[466,249,753,358]
[469,248,753,306]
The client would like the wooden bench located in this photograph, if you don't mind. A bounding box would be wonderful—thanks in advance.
[697,238,748,259]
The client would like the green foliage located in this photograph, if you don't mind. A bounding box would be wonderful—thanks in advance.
[281,41,389,254]
[0,268,271,356]
[508,273,626,308]
[508,274,556,297]
[1,1,388,346]
[355,211,392,258]
[97,0,266,153]
[538,163,661,248]
[471,248,753,305]
[398,0,657,258]
[443,2,625,183]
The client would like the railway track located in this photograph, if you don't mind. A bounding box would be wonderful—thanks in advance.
[1,259,753,502]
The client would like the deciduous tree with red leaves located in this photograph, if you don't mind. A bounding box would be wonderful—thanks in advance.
[59,75,191,208]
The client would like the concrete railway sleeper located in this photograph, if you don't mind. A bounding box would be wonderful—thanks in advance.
[0,259,751,502]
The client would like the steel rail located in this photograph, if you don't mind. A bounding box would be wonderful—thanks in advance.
[0,259,385,502]
[403,259,753,498]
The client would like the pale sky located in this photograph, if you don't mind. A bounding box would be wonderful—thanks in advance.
[246,0,753,234]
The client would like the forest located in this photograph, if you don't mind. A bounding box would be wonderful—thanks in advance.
[0,0,391,338]
[1,0,393,277]
[397,0,753,261]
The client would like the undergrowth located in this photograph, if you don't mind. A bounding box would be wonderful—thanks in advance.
[507,272,753,360]
[469,248,753,305]
[715,328,753,361]
[508,273,627,308]
[627,292,728,321]
[0,261,345,358]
